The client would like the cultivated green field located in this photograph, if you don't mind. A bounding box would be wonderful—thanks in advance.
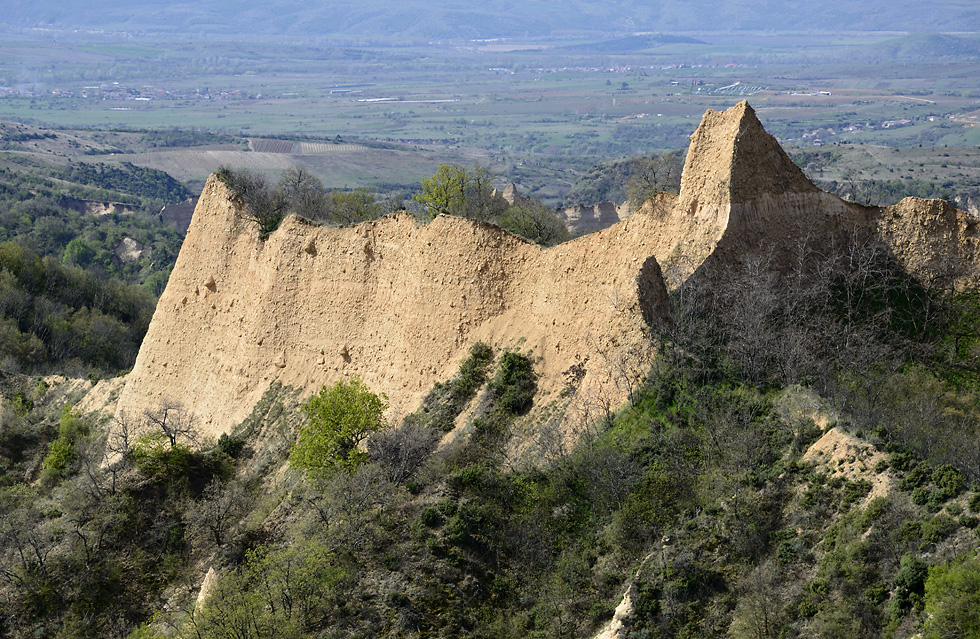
[2,31,979,203]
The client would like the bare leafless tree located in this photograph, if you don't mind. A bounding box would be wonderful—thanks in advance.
[626,153,683,209]
[186,479,252,548]
[143,399,196,448]
[368,422,440,484]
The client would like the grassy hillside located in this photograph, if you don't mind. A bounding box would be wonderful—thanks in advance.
[3,229,980,637]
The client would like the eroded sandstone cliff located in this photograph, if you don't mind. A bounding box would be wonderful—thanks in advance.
[115,100,980,440]
[635,101,980,291]
[115,181,671,437]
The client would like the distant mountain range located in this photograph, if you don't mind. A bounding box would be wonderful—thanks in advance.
[3,0,979,39]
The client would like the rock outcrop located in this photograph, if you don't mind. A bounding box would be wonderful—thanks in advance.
[115,100,980,439]
[558,201,633,236]
[113,237,144,263]
[160,197,199,232]
[634,101,980,290]
[116,180,671,437]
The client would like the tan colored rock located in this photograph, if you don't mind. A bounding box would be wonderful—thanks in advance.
[113,237,144,263]
[115,100,980,442]
[160,197,199,232]
[116,177,671,439]
[558,201,632,236]
[803,427,895,506]
[637,101,980,291]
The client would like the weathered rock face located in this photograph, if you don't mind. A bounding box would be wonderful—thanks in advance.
[115,100,980,439]
[636,101,980,290]
[558,201,632,236]
[159,197,199,232]
[113,237,144,263]
[116,180,671,437]
[877,196,980,288]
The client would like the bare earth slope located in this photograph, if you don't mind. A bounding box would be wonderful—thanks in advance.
[115,179,671,437]
[116,101,980,440]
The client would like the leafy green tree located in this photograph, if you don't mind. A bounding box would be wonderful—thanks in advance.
[413,163,506,222]
[183,542,346,639]
[328,188,381,225]
[891,553,928,617]
[290,377,389,476]
[924,552,980,638]
[413,163,468,219]
[61,238,94,268]
[497,199,570,246]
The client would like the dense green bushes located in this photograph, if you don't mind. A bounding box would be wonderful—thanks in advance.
[0,241,154,374]
[413,163,570,246]
[216,166,386,238]
[408,341,494,432]
[58,162,192,203]
[0,163,187,288]
[0,389,255,639]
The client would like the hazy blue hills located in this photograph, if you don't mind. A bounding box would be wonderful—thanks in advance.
[872,33,980,60]
[3,0,980,39]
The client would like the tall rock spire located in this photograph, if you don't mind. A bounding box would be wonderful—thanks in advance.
[679,101,817,213]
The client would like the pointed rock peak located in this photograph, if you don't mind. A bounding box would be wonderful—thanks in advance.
[679,101,818,208]
[501,182,522,205]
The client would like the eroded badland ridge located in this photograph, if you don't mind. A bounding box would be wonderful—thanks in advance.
[115,186,671,437]
[115,101,980,438]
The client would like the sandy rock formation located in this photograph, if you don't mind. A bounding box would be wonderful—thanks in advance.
[160,197,200,232]
[558,201,633,236]
[635,101,980,290]
[495,182,524,205]
[62,197,133,217]
[115,178,671,438]
[115,100,980,440]
[113,237,144,263]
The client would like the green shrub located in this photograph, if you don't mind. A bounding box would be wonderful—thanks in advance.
[290,377,388,477]
[970,492,980,513]
[420,506,442,527]
[40,408,90,481]
[900,463,931,491]
[132,431,194,480]
[921,514,958,545]
[860,497,889,530]
[41,437,75,480]
[217,433,246,459]
[891,553,928,617]
[923,552,980,638]
[490,351,537,414]
[911,487,929,505]
[456,342,494,396]
[932,464,966,500]
[9,391,33,416]
[842,478,872,505]
[411,341,495,432]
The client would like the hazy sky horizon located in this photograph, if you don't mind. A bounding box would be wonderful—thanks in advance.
[3,0,978,40]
